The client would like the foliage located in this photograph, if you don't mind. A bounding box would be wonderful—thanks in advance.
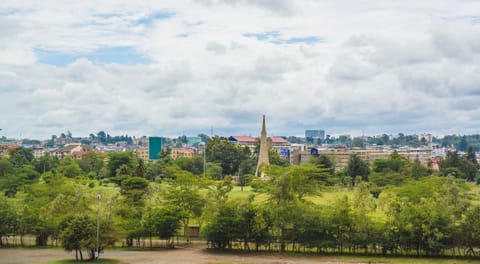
[107,152,137,178]
[57,157,83,178]
[8,147,34,168]
[439,150,478,181]
[309,154,335,175]
[345,154,369,186]
[164,171,205,226]
[60,215,118,261]
[33,153,59,174]
[152,206,186,247]
[174,155,204,175]
[0,196,15,246]
[120,177,149,205]
[4,147,480,259]
[268,149,289,167]
[77,151,104,176]
[206,136,252,176]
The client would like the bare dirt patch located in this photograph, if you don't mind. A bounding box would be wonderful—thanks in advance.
[0,244,369,264]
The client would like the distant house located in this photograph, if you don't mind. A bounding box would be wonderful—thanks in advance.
[32,147,48,158]
[229,136,258,150]
[171,148,195,159]
[0,143,18,157]
[52,143,91,159]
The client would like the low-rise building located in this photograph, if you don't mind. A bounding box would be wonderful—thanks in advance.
[229,136,257,150]
[0,143,17,157]
[292,147,431,171]
[32,147,48,158]
[229,135,291,159]
[135,148,149,162]
[171,148,195,159]
[52,143,91,159]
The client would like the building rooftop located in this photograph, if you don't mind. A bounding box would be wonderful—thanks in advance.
[270,137,289,144]
[229,136,257,143]
[229,135,289,144]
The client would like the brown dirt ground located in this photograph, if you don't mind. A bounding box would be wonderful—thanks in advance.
[0,243,375,264]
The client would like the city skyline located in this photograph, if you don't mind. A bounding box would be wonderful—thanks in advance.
[1,1,480,138]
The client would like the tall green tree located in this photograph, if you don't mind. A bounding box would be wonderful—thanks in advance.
[0,158,14,177]
[0,196,15,246]
[206,136,251,176]
[120,177,150,206]
[57,157,83,178]
[59,214,118,261]
[33,154,59,174]
[8,147,34,168]
[309,154,335,175]
[164,171,205,227]
[346,154,369,186]
[76,151,104,176]
[107,152,137,178]
[152,206,186,248]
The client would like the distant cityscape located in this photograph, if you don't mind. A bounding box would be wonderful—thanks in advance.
[1,127,478,172]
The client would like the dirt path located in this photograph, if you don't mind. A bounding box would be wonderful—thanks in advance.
[0,244,370,264]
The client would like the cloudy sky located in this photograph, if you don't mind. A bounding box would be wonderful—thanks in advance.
[1,0,480,139]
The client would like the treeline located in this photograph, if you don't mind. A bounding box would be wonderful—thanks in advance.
[0,146,215,260]
[205,175,480,257]
[1,140,480,260]
[0,139,263,260]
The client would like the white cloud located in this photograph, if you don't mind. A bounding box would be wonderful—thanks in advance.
[1,1,480,138]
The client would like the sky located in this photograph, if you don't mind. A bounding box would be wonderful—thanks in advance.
[1,0,480,139]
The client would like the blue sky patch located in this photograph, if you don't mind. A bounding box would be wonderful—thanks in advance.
[92,12,119,19]
[244,31,281,41]
[176,33,189,38]
[36,46,152,67]
[284,36,324,44]
[0,8,18,16]
[92,11,174,26]
[184,20,204,27]
[439,15,480,24]
[470,16,480,24]
[244,31,323,45]
[135,11,175,25]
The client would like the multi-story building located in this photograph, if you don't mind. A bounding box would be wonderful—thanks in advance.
[305,130,325,140]
[148,137,163,160]
[135,147,149,162]
[418,133,433,143]
[396,147,432,165]
[187,137,202,145]
[292,146,432,171]
[32,147,48,158]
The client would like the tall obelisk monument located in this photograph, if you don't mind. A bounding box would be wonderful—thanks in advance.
[255,115,271,177]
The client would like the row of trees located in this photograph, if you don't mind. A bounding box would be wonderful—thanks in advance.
[205,174,480,257]
[0,166,204,260]
[1,141,480,260]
